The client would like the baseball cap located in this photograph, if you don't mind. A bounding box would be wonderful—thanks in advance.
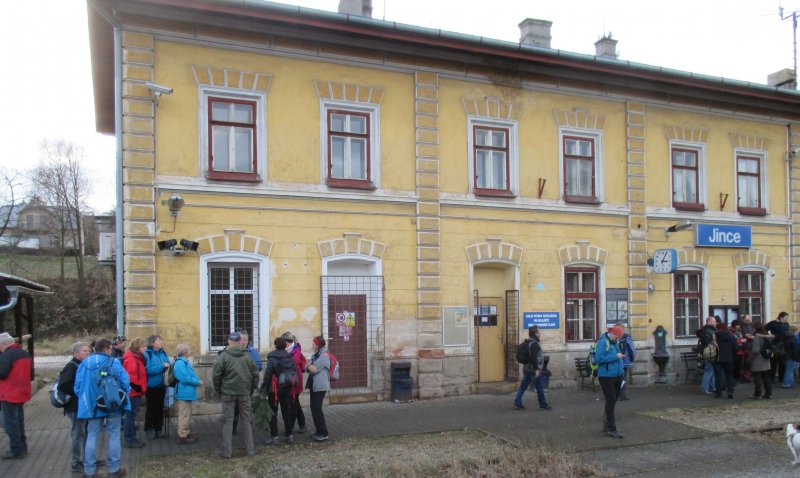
[229,331,242,342]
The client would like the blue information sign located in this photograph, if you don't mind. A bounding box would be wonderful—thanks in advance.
[523,312,560,329]
[695,224,751,248]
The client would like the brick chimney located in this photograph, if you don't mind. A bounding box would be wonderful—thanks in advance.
[519,18,552,49]
[338,0,373,18]
[767,68,797,90]
[594,35,618,59]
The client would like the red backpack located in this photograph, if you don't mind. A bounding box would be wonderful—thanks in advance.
[326,352,340,381]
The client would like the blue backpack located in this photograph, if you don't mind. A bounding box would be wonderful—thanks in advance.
[94,356,127,414]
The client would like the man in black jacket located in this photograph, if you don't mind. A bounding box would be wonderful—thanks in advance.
[766,311,791,384]
[513,326,552,411]
[57,342,93,473]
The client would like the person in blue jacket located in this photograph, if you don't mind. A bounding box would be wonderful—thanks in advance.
[595,325,626,439]
[143,335,171,439]
[74,338,131,478]
[172,343,203,445]
[615,323,637,400]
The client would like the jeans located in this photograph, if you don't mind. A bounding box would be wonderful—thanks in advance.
[0,401,27,456]
[124,396,141,443]
[701,360,715,392]
[514,371,547,408]
[268,388,295,438]
[598,376,622,431]
[66,411,86,467]
[144,386,166,433]
[85,413,121,475]
[783,359,796,387]
[221,395,254,458]
[713,361,734,396]
[309,391,328,436]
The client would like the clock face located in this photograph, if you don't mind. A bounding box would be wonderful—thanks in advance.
[652,249,676,274]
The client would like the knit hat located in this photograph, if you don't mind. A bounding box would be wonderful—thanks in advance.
[610,326,625,337]
[229,331,242,342]
[313,336,324,347]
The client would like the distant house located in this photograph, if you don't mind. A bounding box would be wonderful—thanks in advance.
[0,197,83,253]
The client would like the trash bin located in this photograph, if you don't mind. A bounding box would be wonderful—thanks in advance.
[391,362,413,403]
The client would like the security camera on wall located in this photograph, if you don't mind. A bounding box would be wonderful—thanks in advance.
[145,82,173,95]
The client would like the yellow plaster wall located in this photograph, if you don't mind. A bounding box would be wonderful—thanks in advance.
[152,40,415,191]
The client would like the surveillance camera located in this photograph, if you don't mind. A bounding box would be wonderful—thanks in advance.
[791,148,800,158]
[146,82,173,95]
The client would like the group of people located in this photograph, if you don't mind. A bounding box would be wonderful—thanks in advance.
[514,322,636,439]
[212,331,333,459]
[696,311,800,400]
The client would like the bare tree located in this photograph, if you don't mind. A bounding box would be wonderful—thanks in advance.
[0,167,34,275]
[0,167,21,240]
[31,139,92,306]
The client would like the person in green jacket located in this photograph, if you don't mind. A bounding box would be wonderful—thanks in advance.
[212,332,259,459]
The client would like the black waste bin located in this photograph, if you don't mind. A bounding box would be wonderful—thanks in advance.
[390,362,413,403]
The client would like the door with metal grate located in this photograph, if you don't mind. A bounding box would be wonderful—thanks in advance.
[505,290,520,381]
[327,294,367,388]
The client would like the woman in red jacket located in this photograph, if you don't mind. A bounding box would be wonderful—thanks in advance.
[122,338,148,448]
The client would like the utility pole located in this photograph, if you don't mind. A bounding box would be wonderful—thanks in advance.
[780,5,798,87]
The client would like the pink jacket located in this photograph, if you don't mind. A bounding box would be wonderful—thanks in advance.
[288,344,306,394]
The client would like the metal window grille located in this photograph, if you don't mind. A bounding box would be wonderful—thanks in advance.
[320,276,384,396]
[505,290,519,381]
[208,263,260,351]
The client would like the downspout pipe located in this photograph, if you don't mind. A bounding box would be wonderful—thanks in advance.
[114,24,124,336]
[0,286,19,313]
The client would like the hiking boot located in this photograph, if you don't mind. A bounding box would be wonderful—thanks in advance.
[145,429,156,440]
[311,434,329,442]
[123,440,146,448]
[108,469,127,478]
[2,451,27,459]
[264,436,278,446]
[297,425,308,434]
[539,404,553,411]
[606,430,623,439]
[513,404,525,410]
[286,434,294,444]
[178,436,198,445]
[71,463,83,472]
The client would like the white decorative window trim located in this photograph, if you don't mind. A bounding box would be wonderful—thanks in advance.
[199,251,270,354]
[467,116,519,197]
[558,127,604,203]
[668,140,707,210]
[672,265,708,339]
[733,148,768,212]
[319,100,381,189]
[198,85,267,181]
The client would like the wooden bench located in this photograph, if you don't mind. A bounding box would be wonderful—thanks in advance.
[575,357,596,391]
[680,349,702,384]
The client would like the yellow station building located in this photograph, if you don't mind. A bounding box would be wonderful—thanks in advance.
[88,0,800,400]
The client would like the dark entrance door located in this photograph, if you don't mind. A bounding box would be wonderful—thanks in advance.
[327,294,367,388]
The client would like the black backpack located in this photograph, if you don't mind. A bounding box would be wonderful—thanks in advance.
[515,340,531,364]
[760,339,774,360]
[275,354,298,389]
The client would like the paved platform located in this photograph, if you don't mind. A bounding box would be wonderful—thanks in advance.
[2,380,799,477]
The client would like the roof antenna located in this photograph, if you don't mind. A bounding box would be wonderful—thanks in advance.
[780,3,798,87]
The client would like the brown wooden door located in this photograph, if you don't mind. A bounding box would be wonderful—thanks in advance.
[327,294,367,388]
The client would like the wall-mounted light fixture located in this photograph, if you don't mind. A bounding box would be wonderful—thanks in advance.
[157,238,199,255]
[160,194,185,233]
[665,220,693,237]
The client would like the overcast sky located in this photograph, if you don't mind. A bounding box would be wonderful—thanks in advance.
[0,0,797,212]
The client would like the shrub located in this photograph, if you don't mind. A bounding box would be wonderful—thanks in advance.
[35,275,116,338]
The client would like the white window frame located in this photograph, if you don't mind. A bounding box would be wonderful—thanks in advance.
[733,149,768,213]
[558,128,604,203]
[319,101,380,189]
[198,85,267,181]
[669,140,707,211]
[467,117,519,197]
[199,252,270,354]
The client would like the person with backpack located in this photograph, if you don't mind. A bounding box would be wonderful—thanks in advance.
[143,335,170,440]
[616,324,636,400]
[305,336,331,442]
[0,332,32,460]
[282,332,308,434]
[513,326,552,411]
[695,316,717,395]
[595,325,625,439]
[261,336,297,445]
[212,331,259,459]
[766,311,790,383]
[57,341,94,472]
[172,343,203,445]
[122,338,148,448]
[713,322,737,399]
[74,337,131,478]
[749,324,773,400]
[232,330,261,435]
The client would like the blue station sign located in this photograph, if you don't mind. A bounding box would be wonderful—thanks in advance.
[523,312,560,329]
[696,224,751,248]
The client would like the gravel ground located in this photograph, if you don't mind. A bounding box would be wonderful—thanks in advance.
[640,397,800,433]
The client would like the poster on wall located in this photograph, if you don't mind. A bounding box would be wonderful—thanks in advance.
[443,306,470,346]
[335,311,356,342]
